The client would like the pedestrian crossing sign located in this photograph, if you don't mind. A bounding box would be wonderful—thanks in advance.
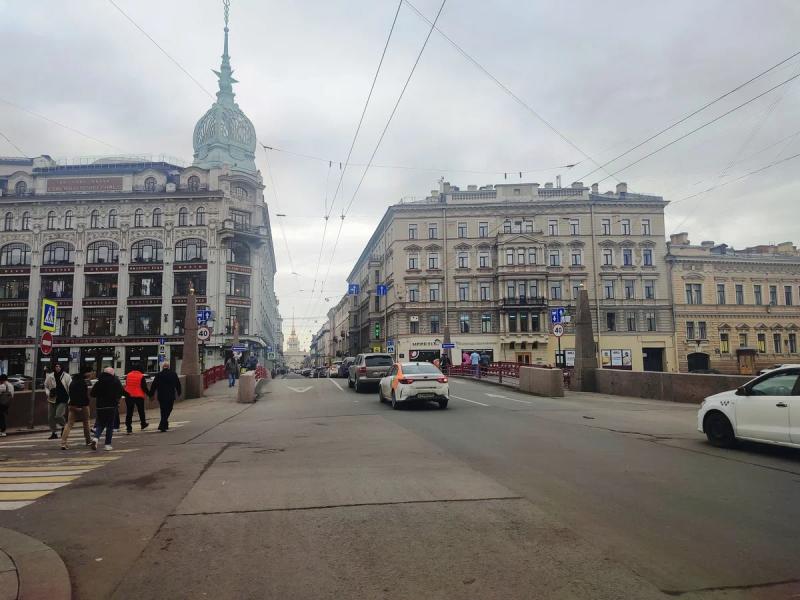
[41,299,57,332]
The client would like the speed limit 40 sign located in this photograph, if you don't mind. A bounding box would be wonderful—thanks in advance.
[552,323,565,337]
[197,326,211,342]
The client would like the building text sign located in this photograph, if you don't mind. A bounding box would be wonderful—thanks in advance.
[46,177,124,193]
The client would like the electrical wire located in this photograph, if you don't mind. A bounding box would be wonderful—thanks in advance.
[0,130,26,157]
[261,148,296,276]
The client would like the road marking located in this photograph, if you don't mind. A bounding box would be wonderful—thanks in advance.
[451,395,490,407]
[0,476,79,484]
[0,470,90,477]
[328,378,344,392]
[0,490,51,501]
[0,501,34,511]
[287,386,313,393]
[486,393,532,405]
[0,482,70,491]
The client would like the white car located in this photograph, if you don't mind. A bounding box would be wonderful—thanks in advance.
[698,366,800,448]
[757,363,800,376]
[378,362,449,410]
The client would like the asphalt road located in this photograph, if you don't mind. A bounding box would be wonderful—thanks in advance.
[1,375,798,599]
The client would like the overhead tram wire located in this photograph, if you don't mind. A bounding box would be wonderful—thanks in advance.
[0,130,26,157]
[261,147,296,276]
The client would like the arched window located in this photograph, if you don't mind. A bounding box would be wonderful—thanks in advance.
[108,209,118,228]
[42,241,75,265]
[152,207,162,227]
[226,240,250,266]
[47,211,56,230]
[14,181,27,196]
[174,238,207,263]
[21,212,30,231]
[90,210,100,229]
[3,213,12,231]
[64,210,73,229]
[196,206,206,226]
[144,177,157,192]
[232,186,248,200]
[187,176,200,192]
[134,208,144,228]
[130,239,164,263]
[178,207,189,227]
[86,240,119,264]
[0,243,31,266]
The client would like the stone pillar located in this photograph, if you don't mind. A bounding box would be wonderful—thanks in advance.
[573,288,597,392]
[181,288,204,398]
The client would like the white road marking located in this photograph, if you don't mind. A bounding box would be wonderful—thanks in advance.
[0,470,91,477]
[287,386,313,393]
[451,395,490,407]
[328,378,344,392]
[0,482,70,491]
[486,393,532,405]
[0,501,34,510]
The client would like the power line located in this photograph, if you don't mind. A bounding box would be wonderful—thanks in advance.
[577,47,800,183]
[0,130,26,157]
[261,149,296,276]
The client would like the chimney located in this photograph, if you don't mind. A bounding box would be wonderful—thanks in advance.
[556,175,562,188]
[615,182,628,195]
[467,185,477,191]
[669,232,690,245]
[591,183,598,194]
[544,182,553,189]
[700,240,715,248]
[571,181,584,189]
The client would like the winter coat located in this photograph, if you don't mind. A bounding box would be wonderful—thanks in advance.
[149,369,182,404]
[44,371,72,404]
[90,372,124,410]
[68,375,91,408]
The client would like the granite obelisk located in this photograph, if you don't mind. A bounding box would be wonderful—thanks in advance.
[182,287,204,398]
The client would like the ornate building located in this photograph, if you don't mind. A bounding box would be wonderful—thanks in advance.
[283,317,307,369]
[0,6,281,379]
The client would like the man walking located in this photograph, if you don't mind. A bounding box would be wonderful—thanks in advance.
[0,374,13,437]
[44,364,71,439]
[149,361,181,432]
[90,367,124,451]
[62,367,93,450]
[225,353,238,387]
[123,364,150,434]
[470,350,481,377]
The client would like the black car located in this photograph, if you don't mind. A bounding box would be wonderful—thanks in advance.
[338,357,355,379]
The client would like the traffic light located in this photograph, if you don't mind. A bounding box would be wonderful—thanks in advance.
[374,322,381,340]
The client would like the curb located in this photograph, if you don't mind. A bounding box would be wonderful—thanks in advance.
[0,527,71,600]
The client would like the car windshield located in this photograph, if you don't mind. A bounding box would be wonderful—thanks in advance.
[402,363,441,374]
[365,356,393,367]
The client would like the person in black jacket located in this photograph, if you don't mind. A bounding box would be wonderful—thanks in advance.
[149,361,182,432]
[62,367,93,450]
[90,367,124,451]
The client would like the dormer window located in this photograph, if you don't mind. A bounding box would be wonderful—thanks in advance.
[144,177,157,192]
[14,181,27,196]
[188,176,200,192]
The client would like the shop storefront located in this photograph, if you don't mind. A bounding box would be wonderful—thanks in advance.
[80,346,116,376]
[37,346,71,381]
[125,345,159,374]
[0,347,27,377]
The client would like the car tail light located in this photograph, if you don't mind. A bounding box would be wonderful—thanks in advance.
[398,378,415,384]
[437,377,448,383]
[357,367,367,375]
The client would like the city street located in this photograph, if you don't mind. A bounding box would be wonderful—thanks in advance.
[1,377,798,599]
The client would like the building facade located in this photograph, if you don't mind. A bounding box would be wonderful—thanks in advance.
[0,16,280,379]
[283,319,307,370]
[336,180,676,372]
[668,233,800,374]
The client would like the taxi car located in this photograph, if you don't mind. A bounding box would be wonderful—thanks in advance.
[378,362,449,410]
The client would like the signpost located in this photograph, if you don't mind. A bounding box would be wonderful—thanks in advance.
[441,342,456,349]
[347,283,360,295]
[387,339,395,354]
[40,331,53,356]
[197,326,211,342]
[376,284,387,296]
[41,299,57,332]
[553,322,565,368]
[196,309,212,326]
[232,345,247,353]
[550,307,566,325]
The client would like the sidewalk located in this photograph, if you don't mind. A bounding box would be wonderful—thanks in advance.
[0,527,70,600]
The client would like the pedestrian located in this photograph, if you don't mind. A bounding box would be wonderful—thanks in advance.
[62,367,94,450]
[90,367,124,451]
[225,353,238,387]
[462,351,470,365]
[470,350,481,377]
[246,355,257,371]
[123,363,150,434]
[149,361,181,432]
[44,364,71,439]
[0,374,13,437]
[439,353,450,373]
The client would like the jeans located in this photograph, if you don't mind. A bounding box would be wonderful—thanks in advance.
[228,372,236,387]
[125,396,147,431]
[94,408,115,445]
[472,364,480,377]
[48,401,66,433]
[62,406,91,446]
[158,398,174,431]
[0,403,7,433]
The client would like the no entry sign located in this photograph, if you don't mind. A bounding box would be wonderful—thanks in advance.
[40,331,54,355]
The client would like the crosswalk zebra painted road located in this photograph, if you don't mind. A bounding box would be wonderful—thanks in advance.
[0,421,191,451]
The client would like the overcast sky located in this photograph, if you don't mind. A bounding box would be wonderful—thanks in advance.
[2,0,800,347]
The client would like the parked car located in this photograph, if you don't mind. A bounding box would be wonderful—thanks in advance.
[301,368,312,377]
[757,363,800,376]
[338,357,355,379]
[329,362,342,378]
[348,353,393,392]
[698,365,800,448]
[378,362,449,409]
[6,376,27,391]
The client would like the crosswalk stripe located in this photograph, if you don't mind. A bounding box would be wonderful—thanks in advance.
[0,457,118,466]
[0,465,96,472]
[0,476,79,483]
[0,482,70,491]
[0,501,34,510]
[0,470,90,477]
[0,490,51,500]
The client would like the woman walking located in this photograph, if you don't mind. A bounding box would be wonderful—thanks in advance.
[44,364,71,440]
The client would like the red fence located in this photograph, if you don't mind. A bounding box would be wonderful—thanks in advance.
[447,361,521,383]
[203,365,225,389]
[255,365,267,380]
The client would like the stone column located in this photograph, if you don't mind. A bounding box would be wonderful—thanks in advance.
[181,288,204,398]
[573,288,597,392]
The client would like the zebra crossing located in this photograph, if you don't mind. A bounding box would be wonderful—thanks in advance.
[0,421,191,451]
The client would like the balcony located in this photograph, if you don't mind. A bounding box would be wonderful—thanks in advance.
[501,296,547,307]
[219,219,268,245]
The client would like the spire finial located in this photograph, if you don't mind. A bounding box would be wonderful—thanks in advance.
[213,0,237,104]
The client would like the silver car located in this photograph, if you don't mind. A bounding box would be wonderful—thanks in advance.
[348,353,393,392]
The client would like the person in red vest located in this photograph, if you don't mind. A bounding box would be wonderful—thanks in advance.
[123,363,150,434]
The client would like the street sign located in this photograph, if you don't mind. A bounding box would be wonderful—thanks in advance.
[550,307,566,324]
[267,351,276,360]
[552,324,565,337]
[387,342,395,354]
[347,283,360,295]
[40,331,53,355]
[159,337,166,345]
[197,326,211,342]
[41,299,57,332]
[376,284,387,296]
[232,345,247,352]
[196,309,212,325]
[441,343,456,349]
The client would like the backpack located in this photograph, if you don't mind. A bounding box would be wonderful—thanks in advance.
[0,384,12,407]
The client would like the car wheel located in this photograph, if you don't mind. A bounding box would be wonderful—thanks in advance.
[378,387,385,403]
[354,377,361,393]
[438,399,448,410]
[704,412,736,448]
[391,391,400,410]
[348,376,354,388]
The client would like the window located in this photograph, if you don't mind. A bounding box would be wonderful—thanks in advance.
[225,306,249,335]
[55,308,71,337]
[733,284,743,305]
[550,281,562,300]
[409,318,419,334]
[527,248,537,265]
[14,181,27,195]
[698,321,707,340]
[685,283,701,304]
[429,282,440,301]
[645,311,656,331]
[624,280,635,299]
[459,313,470,333]
[478,252,489,268]
[508,312,517,332]
[42,242,74,265]
[518,281,526,298]
[226,241,250,265]
[686,322,695,340]
[226,272,251,297]
[458,283,470,301]
[789,333,797,353]
[548,219,558,236]
[750,372,800,396]
[128,308,161,335]
[601,218,611,235]
[0,243,31,266]
[626,312,636,332]
[457,252,469,269]
[90,210,100,228]
[458,222,467,238]
[622,248,633,266]
[785,286,793,306]
[83,308,116,336]
[517,248,525,265]
[641,219,651,235]
[46,211,56,229]
[408,254,419,270]
[21,212,30,231]
[196,207,206,226]
[64,210,73,229]
[108,209,117,229]
[179,207,189,227]
[604,280,615,299]
[174,238,207,263]
[621,219,631,235]
[569,219,579,235]
[408,224,417,239]
[716,283,726,305]
[374,270,380,284]
[571,250,581,266]
[187,176,200,192]
[3,213,11,231]
[773,333,782,353]
[754,284,763,305]
[408,284,419,302]
[144,176,157,192]
[506,249,514,265]
[519,312,529,332]
[130,273,162,297]
[720,333,730,353]
[86,240,119,264]
[572,283,582,299]
[480,283,491,301]
[549,250,560,266]
[375,294,381,312]
[0,277,29,300]
[769,285,778,305]
[757,332,767,353]
[481,313,492,333]
[430,314,440,334]
[602,248,613,266]
[427,253,439,269]
[152,208,162,227]
[739,333,748,349]
[230,210,251,229]
[232,186,249,200]
[606,312,616,331]
[524,220,534,233]
[479,222,488,237]
[643,248,653,266]
[85,274,118,298]
[428,223,438,239]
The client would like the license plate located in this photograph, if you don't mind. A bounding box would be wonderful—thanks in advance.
[418,393,434,399]
[375,372,387,377]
